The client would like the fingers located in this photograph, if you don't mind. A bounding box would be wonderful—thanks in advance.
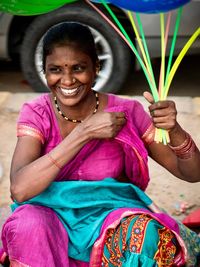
[149,100,174,113]
[108,112,126,128]
[116,117,126,126]
[115,112,126,118]
[88,111,126,137]
[151,115,177,130]
[149,101,177,116]
[143,91,176,115]
[143,91,154,104]
[109,112,126,124]
[108,112,126,136]
[149,101,177,131]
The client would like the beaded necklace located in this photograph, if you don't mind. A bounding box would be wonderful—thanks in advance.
[54,91,99,123]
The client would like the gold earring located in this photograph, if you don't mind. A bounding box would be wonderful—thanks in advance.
[96,66,100,75]
[96,61,101,75]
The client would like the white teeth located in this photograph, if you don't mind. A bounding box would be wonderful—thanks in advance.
[60,87,78,95]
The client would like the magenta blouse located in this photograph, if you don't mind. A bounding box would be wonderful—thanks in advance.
[17,93,153,189]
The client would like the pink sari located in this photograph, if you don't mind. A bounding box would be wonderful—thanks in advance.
[1,93,197,266]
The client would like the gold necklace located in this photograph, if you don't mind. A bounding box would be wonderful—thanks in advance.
[54,91,99,123]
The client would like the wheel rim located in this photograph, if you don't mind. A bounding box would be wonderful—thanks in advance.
[35,26,113,92]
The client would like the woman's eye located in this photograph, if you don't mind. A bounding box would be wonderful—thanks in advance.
[49,67,61,73]
[73,65,86,72]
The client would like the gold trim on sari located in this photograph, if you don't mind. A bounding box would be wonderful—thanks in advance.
[17,124,44,144]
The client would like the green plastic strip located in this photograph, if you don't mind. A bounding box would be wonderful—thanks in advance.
[164,7,182,97]
[135,13,157,98]
[101,0,159,101]
[164,27,200,99]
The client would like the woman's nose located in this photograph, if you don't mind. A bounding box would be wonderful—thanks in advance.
[61,72,76,86]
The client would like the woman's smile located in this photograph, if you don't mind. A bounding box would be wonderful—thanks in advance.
[57,85,84,97]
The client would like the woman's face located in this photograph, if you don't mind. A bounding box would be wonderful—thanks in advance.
[45,45,96,107]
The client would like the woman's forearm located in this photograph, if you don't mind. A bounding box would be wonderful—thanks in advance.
[169,123,200,182]
[10,125,90,202]
[176,153,200,182]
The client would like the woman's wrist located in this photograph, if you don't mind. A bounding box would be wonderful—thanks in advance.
[168,131,197,159]
[47,153,62,169]
[78,119,96,141]
[168,123,187,147]
[47,124,90,169]
[73,122,92,143]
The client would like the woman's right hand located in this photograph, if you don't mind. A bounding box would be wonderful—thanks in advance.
[81,111,126,140]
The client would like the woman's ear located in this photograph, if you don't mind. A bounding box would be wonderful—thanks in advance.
[95,61,101,75]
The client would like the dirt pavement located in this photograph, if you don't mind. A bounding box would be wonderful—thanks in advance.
[0,56,200,222]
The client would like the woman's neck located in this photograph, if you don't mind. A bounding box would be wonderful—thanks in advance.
[55,90,97,122]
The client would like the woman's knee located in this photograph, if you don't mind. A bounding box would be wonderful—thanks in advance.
[1,205,69,264]
[2,204,58,242]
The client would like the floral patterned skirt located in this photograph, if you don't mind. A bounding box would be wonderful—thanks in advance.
[102,214,200,267]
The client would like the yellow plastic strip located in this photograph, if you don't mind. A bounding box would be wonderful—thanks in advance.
[155,14,170,144]
[155,14,165,143]
[164,27,200,99]
[135,12,157,96]
[164,8,182,99]
[127,11,153,83]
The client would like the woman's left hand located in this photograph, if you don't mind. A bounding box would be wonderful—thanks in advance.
[143,91,200,183]
[143,91,178,132]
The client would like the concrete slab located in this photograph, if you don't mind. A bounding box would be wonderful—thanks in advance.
[0,92,196,115]
[193,97,200,115]
[0,92,11,108]
[4,93,41,113]
[123,95,194,114]
[0,162,3,181]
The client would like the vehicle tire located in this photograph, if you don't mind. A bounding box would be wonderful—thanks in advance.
[20,1,133,93]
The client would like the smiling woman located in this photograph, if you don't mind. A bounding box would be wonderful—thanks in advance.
[0,22,200,267]
[43,23,100,121]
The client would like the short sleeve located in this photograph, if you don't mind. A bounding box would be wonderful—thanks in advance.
[17,101,48,144]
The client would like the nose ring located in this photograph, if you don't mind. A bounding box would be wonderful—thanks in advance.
[72,78,76,83]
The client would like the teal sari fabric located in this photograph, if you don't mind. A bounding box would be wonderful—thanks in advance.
[10,178,200,265]
[11,178,152,261]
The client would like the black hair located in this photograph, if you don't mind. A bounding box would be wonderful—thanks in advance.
[42,22,99,72]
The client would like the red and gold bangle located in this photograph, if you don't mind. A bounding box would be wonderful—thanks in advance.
[168,132,196,159]
[47,153,62,169]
